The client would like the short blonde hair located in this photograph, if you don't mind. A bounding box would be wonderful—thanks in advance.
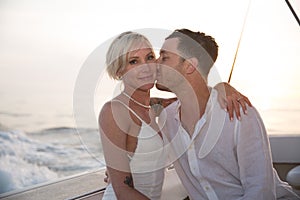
[106,31,152,80]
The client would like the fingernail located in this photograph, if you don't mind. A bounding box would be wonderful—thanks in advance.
[230,117,233,121]
[224,108,228,112]
[245,110,248,115]
[238,116,241,121]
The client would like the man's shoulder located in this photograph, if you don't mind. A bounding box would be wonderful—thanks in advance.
[240,106,260,120]
[236,106,266,132]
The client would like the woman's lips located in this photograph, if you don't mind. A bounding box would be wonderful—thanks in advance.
[138,74,154,81]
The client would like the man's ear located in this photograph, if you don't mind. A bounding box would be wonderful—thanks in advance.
[184,57,198,74]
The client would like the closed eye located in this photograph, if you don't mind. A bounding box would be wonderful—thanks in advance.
[162,56,169,61]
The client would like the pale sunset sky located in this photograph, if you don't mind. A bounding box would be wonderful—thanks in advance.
[0,0,299,133]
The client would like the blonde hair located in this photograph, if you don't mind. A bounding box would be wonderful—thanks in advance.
[106,31,152,80]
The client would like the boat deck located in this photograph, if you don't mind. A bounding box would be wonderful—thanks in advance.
[0,167,188,200]
[0,170,107,200]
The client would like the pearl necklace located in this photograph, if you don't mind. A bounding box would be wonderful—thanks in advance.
[122,92,151,109]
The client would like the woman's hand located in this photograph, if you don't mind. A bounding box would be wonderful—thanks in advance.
[214,82,252,121]
[150,97,177,117]
[104,170,109,183]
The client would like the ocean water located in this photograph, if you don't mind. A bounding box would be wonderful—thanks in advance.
[0,126,104,194]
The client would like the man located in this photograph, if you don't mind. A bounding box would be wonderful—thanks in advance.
[156,29,299,199]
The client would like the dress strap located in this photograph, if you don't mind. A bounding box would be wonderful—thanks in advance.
[111,99,144,123]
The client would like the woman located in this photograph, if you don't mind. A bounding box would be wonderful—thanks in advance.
[99,31,250,200]
[100,31,164,200]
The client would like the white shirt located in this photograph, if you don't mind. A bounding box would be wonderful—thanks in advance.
[159,89,299,200]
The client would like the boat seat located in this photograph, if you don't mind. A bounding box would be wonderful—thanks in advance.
[287,166,300,188]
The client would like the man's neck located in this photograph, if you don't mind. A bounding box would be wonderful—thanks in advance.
[178,84,210,136]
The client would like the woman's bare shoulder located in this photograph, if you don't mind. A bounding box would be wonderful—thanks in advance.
[99,98,126,119]
[99,99,131,133]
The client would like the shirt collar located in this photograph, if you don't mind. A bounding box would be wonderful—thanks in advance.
[175,89,219,139]
[174,88,217,124]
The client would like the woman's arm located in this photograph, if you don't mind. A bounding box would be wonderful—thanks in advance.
[99,102,150,200]
[151,82,252,120]
[214,82,252,121]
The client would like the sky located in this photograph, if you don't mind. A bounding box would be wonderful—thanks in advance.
[0,0,300,133]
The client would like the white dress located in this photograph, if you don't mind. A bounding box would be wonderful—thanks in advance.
[102,100,166,200]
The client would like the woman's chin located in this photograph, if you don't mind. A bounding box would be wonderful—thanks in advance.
[140,83,155,90]
[155,82,171,92]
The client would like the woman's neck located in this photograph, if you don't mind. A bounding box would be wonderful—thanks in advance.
[122,88,151,107]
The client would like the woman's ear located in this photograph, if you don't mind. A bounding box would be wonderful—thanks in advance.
[116,69,123,80]
[184,57,198,74]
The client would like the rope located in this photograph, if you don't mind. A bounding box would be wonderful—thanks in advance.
[228,0,252,83]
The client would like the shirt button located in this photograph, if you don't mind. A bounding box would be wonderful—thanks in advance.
[204,186,210,191]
